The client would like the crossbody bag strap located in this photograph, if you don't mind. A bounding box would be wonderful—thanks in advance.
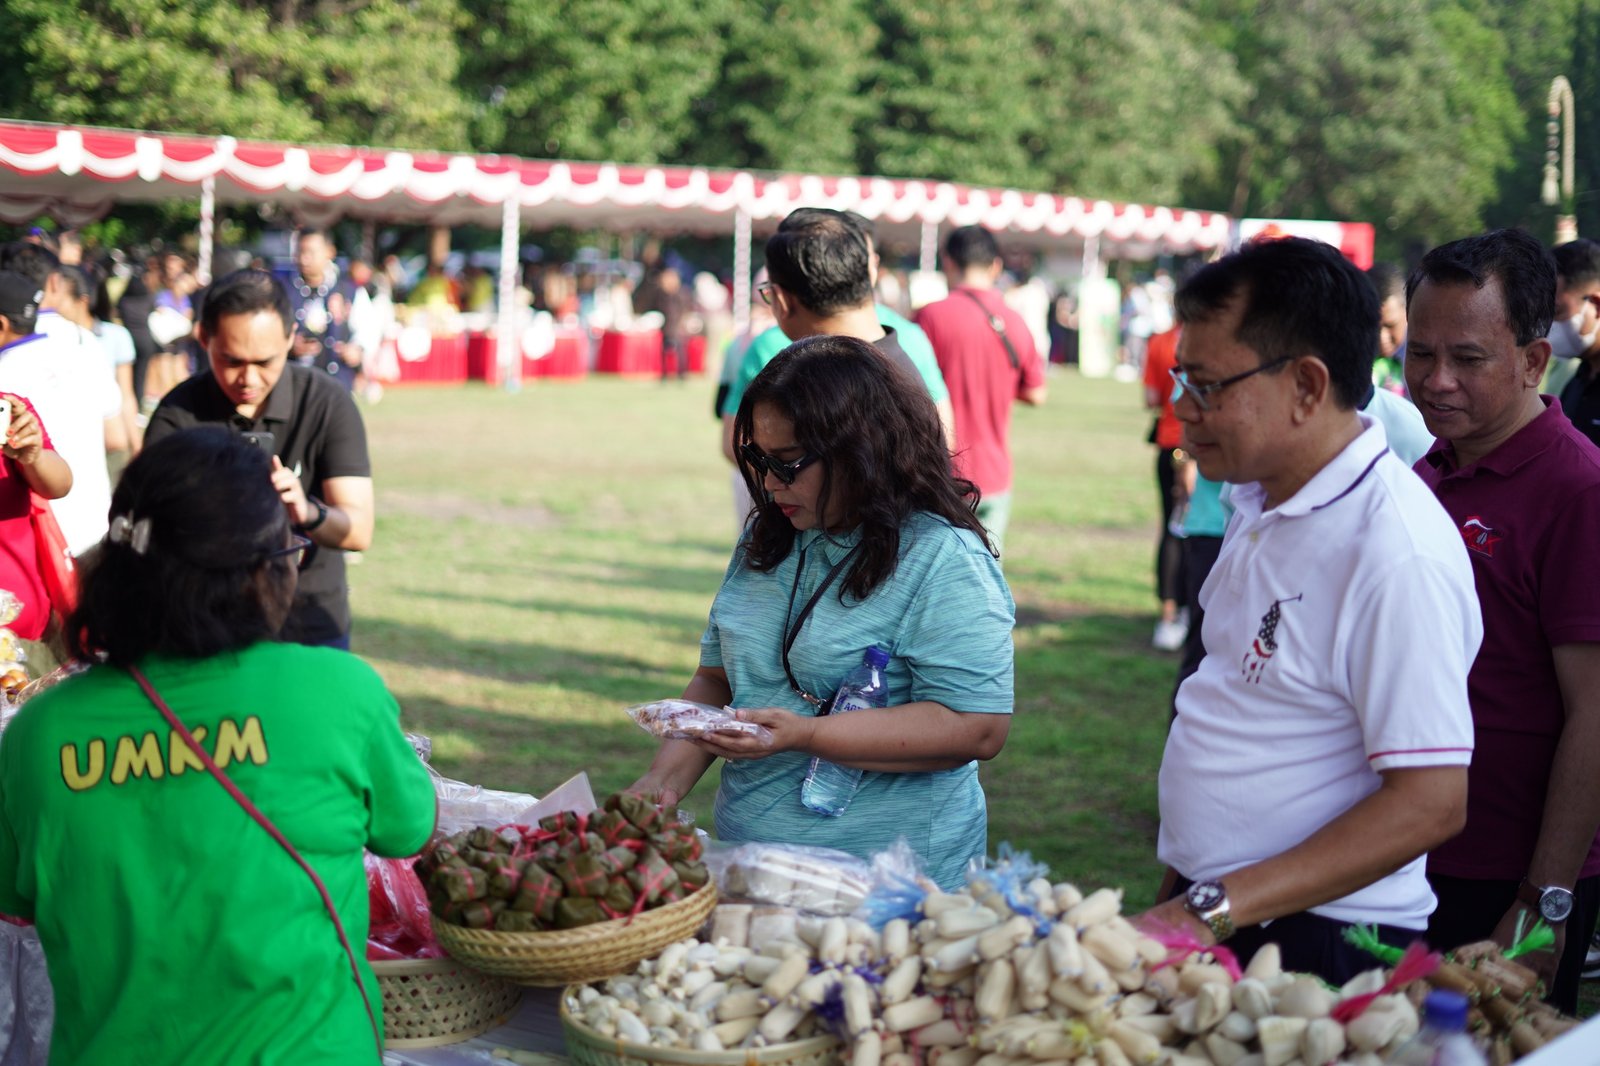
[958,289,1019,370]
[127,665,384,1061]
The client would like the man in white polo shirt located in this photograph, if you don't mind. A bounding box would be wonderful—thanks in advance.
[1138,237,1482,983]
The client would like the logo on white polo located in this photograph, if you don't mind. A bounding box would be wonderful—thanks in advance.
[1459,516,1501,558]
[1241,593,1303,684]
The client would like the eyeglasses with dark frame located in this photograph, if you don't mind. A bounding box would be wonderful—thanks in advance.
[1169,355,1296,411]
[738,442,819,486]
[756,282,775,307]
[262,533,316,571]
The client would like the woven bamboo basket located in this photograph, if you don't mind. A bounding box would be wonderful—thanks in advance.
[559,989,842,1066]
[432,882,719,986]
[373,955,523,1049]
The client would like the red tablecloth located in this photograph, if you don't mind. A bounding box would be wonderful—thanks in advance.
[595,330,660,376]
[393,333,468,384]
[467,330,587,383]
[543,334,587,379]
[594,332,706,376]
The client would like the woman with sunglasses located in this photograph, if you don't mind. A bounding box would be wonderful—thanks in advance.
[0,426,435,1064]
[633,335,1015,889]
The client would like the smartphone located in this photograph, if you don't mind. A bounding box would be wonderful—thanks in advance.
[0,399,12,443]
[240,429,276,455]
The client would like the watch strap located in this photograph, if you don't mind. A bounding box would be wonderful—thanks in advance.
[299,497,329,533]
[1183,881,1235,942]
[1518,878,1574,921]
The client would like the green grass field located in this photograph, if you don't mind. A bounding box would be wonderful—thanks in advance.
[353,366,1174,906]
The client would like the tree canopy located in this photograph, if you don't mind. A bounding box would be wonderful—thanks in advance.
[0,0,1592,254]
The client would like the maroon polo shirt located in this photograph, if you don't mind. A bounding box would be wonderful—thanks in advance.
[1414,398,1600,880]
[915,287,1045,496]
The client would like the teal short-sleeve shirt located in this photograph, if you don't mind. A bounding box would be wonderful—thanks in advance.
[701,513,1015,888]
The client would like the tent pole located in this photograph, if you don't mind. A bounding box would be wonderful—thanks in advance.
[197,176,216,285]
[919,221,938,274]
[499,196,522,393]
[732,209,752,337]
[361,219,377,263]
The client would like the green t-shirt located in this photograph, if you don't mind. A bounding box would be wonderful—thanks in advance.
[0,642,436,1065]
[719,309,950,418]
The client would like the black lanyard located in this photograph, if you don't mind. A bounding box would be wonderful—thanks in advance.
[782,542,860,713]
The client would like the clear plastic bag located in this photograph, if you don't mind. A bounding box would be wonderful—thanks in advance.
[365,853,441,960]
[431,772,539,837]
[0,920,52,1065]
[705,840,876,917]
[625,699,773,743]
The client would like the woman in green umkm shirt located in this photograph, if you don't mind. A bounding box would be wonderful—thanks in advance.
[0,427,435,1065]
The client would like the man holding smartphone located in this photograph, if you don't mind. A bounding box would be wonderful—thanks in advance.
[145,270,373,649]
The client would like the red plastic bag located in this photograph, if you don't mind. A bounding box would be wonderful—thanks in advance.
[365,852,441,960]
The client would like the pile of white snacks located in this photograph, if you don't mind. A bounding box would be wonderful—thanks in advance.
[562,865,1487,1066]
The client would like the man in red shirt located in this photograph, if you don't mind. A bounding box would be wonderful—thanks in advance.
[915,227,1046,553]
[1406,229,1600,1012]
[1143,326,1187,650]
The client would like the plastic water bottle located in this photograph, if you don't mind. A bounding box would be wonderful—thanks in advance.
[800,646,890,817]
[1391,990,1488,1065]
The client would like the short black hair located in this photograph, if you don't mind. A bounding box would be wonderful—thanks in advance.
[1366,263,1407,304]
[1552,238,1600,292]
[943,226,1001,272]
[764,208,873,316]
[842,210,876,245]
[199,269,293,336]
[1407,229,1556,346]
[68,427,295,666]
[1176,236,1378,410]
[296,226,331,245]
[0,241,61,290]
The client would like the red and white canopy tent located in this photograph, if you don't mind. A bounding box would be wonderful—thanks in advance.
[0,118,1234,384]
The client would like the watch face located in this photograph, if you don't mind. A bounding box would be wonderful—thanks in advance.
[1540,888,1575,923]
[1187,880,1226,913]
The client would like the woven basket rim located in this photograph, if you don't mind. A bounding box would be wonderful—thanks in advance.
[370,954,471,976]
[430,882,719,985]
[432,882,717,949]
[559,988,841,1064]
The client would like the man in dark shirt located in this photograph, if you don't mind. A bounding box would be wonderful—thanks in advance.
[761,209,952,430]
[145,270,374,648]
[1406,229,1600,1012]
[1551,238,1600,447]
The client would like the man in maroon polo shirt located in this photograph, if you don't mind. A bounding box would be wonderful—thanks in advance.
[915,227,1046,553]
[1405,228,1600,1012]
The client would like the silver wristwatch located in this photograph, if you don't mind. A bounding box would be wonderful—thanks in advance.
[1184,879,1236,941]
[1518,879,1575,924]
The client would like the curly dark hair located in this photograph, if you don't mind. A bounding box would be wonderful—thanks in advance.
[67,426,296,666]
[734,335,992,600]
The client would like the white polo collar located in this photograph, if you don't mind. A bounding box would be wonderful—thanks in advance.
[1233,415,1390,521]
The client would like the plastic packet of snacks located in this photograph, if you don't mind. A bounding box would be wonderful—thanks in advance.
[626,699,773,743]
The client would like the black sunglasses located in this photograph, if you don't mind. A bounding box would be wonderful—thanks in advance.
[262,533,316,571]
[739,443,819,486]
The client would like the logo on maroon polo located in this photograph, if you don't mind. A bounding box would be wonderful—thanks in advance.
[1241,593,1303,684]
[1460,516,1502,557]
